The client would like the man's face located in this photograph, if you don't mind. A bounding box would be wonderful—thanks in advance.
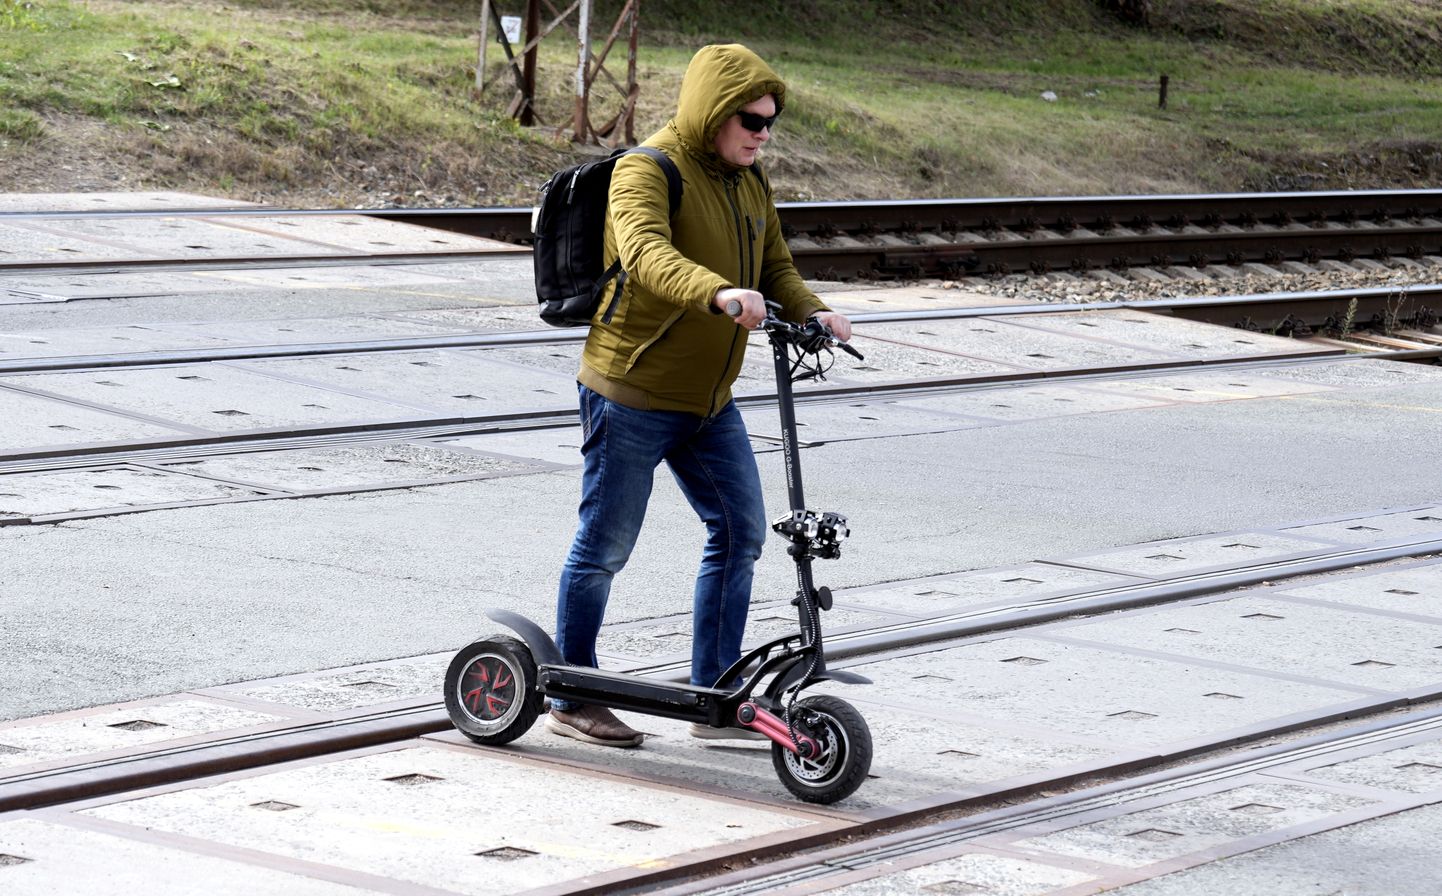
[714,94,777,168]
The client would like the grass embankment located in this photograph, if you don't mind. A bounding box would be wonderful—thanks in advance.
[1,0,1440,207]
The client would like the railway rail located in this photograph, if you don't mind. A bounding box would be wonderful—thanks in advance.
[6,532,1442,816]
[6,189,1442,283]
[6,530,1442,894]
[2,290,1438,531]
[1,290,1436,471]
[389,188,1442,283]
[652,702,1442,896]
[0,285,1438,376]
[6,194,1442,893]
[0,348,1352,520]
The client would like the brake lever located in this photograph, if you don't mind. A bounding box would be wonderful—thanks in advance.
[803,318,866,362]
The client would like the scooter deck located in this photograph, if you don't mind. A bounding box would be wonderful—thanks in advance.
[538,664,733,725]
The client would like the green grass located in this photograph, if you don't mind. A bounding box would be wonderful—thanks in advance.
[3,0,1441,205]
[0,106,43,141]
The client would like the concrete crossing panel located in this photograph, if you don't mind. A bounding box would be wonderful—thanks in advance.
[0,699,284,771]
[858,318,1179,369]
[0,819,379,896]
[438,427,584,466]
[0,191,254,211]
[0,222,141,263]
[0,323,233,360]
[849,636,1365,748]
[219,215,515,254]
[892,382,1168,422]
[239,350,574,416]
[1010,781,1378,868]
[154,314,466,347]
[1011,309,1321,358]
[838,562,1144,617]
[16,216,347,261]
[1281,506,1442,546]
[80,744,824,896]
[737,331,1018,390]
[741,398,978,443]
[1060,532,1342,578]
[1054,590,1442,691]
[6,364,429,432]
[0,386,189,451]
[0,466,270,521]
[157,444,536,494]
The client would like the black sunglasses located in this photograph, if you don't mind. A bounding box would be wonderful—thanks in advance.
[735,109,781,133]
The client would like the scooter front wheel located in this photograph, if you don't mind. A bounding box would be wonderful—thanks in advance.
[771,695,872,804]
[444,635,543,745]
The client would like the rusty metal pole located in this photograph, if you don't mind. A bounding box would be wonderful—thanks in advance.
[1158,73,1169,109]
[574,0,591,143]
[476,0,490,92]
[625,0,638,145]
[519,0,540,126]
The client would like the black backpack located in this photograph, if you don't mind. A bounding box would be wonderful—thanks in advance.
[532,146,682,327]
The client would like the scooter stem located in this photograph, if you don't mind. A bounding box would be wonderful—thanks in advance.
[770,329,808,512]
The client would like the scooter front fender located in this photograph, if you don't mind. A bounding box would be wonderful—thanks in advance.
[484,609,564,666]
[766,657,871,697]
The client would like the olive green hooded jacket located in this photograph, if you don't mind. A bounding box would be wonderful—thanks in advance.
[577,43,829,417]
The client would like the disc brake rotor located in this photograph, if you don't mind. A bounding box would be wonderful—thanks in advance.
[783,725,839,781]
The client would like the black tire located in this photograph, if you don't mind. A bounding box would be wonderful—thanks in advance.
[770,694,872,804]
[444,636,543,745]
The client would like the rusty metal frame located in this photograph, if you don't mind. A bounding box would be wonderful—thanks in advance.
[477,0,641,145]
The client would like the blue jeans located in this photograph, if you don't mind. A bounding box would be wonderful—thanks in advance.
[553,385,767,709]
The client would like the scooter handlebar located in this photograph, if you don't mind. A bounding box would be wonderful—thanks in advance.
[727,300,865,361]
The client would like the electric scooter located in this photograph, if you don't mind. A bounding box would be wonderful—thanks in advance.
[443,305,873,804]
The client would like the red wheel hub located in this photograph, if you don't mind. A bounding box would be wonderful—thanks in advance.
[462,657,515,720]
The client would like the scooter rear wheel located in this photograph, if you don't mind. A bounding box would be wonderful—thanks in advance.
[444,636,542,745]
[771,695,872,804]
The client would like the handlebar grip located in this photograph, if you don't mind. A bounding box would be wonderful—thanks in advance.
[724,299,743,317]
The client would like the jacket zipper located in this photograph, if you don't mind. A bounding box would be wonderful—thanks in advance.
[601,270,627,324]
[712,177,754,417]
[723,177,752,288]
[745,215,757,289]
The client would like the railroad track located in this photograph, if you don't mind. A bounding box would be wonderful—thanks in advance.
[330,190,1442,282]
[770,191,1442,281]
[0,286,1437,376]
[6,190,1442,284]
[0,299,1387,475]
[6,530,1442,893]
[652,702,1442,895]
[3,291,1438,486]
[7,200,1442,892]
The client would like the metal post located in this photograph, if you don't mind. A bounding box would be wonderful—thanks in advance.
[574,0,591,143]
[476,0,490,91]
[520,0,540,126]
[625,0,638,144]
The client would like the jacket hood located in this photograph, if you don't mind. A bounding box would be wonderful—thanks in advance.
[672,44,786,168]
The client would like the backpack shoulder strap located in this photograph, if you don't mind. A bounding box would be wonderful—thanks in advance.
[625,146,683,217]
[748,161,770,195]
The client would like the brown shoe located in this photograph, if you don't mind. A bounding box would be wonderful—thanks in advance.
[544,705,644,748]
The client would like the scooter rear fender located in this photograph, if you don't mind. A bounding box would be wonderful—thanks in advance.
[485,609,564,666]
